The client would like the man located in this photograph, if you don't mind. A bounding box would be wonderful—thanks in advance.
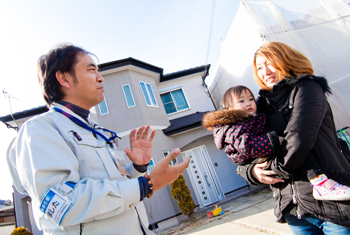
[7,43,190,234]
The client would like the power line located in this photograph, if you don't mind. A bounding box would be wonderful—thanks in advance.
[205,0,216,65]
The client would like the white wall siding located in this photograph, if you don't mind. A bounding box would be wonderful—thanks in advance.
[158,74,215,120]
[93,70,170,134]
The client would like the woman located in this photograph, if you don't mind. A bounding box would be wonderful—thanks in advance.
[236,41,350,234]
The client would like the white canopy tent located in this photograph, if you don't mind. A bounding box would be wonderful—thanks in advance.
[209,0,350,129]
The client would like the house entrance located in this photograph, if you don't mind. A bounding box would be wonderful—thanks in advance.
[180,145,225,208]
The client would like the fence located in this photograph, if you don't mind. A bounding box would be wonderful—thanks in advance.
[337,125,350,148]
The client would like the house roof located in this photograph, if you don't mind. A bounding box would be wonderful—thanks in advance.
[99,57,210,83]
[0,105,48,123]
[0,105,48,130]
[161,65,211,83]
[162,111,208,136]
[99,57,164,74]
[0,200,11,206]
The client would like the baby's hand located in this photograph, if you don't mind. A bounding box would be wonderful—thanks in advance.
[278,137,284,145]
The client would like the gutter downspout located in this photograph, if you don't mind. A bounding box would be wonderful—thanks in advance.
[202,66,217,110]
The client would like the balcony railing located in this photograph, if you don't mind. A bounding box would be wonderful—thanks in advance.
[337,125,350,148]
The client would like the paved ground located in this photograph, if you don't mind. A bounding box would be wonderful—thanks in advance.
[159,187,293,235]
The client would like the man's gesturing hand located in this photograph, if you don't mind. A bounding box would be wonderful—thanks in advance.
[150,148,190,192]
[125,126,156,166]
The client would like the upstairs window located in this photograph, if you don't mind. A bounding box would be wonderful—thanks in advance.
[122,84,136,108]
[147,158,155,174]
[160,89,189,114]
[139,81,157,107]
[98,97,109,115]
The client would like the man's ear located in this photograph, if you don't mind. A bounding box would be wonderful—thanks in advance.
[55,71,71,89]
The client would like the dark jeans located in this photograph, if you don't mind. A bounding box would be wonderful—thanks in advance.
[284,214,350,235]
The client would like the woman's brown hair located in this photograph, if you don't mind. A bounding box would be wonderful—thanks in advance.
[253,41,314,90]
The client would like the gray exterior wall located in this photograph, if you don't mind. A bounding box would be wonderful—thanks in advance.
[91,70,170,133]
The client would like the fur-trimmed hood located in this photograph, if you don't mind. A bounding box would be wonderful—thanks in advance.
[202,109,250,131]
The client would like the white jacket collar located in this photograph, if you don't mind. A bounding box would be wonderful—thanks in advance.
[50,102,102,129]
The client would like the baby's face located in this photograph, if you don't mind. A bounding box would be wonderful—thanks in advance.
[233,90,257,116]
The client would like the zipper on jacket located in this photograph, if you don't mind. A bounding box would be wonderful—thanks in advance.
[291,177,302,219]
[265,97,277,113]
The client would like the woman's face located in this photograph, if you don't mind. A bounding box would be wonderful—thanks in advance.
[255,55,279,89]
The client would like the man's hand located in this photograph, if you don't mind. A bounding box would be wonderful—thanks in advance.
[252,162,284,185]
[125,126,156,165]
[150,148,190,192]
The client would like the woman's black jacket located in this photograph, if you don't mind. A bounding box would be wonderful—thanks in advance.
[236,74,350,227]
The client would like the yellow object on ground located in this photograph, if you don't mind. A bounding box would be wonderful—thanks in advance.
[212,205,223,216]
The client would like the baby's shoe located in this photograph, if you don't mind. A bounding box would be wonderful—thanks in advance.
[311,174,350,201]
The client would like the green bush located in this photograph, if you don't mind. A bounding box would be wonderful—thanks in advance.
[11,227,33,235]
[171,174,196,218]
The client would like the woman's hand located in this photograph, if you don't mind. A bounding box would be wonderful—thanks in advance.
[252,162,284,184]
[279,136,284,145]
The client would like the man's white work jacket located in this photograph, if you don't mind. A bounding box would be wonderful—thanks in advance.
[7,103,154,235]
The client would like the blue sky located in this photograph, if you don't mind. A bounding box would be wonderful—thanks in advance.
[0,1,240,199]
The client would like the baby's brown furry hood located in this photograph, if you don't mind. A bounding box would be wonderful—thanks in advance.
[202,109,250,131]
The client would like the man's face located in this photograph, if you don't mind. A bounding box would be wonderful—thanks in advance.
[68,52,104,110]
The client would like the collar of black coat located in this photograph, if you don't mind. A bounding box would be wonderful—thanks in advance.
[256,74,331,114]
[202,108,251,131]
[259,74,331,98]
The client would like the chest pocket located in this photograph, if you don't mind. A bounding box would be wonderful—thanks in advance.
[70,131,121,181]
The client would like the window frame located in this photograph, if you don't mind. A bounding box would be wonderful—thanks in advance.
[98,97,109,115]
[147,158,155,174]
[122,84,136,108]
[139,81,158,107]
[160,88,190,115]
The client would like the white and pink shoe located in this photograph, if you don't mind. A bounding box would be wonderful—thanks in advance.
[311,174,350,201]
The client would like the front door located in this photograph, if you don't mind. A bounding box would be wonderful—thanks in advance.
[181,145,225,207]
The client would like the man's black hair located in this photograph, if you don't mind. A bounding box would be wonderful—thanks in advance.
[37,43,96,105]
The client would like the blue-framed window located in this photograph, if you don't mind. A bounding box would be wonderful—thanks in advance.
[122,84,136,108]
[147,158,155,174]
[160,89,189,114]
[139,81,157,107]
[98,97,109,115]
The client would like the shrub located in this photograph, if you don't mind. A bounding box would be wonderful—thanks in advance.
[171,174,196,218]
[11,227,33,235]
